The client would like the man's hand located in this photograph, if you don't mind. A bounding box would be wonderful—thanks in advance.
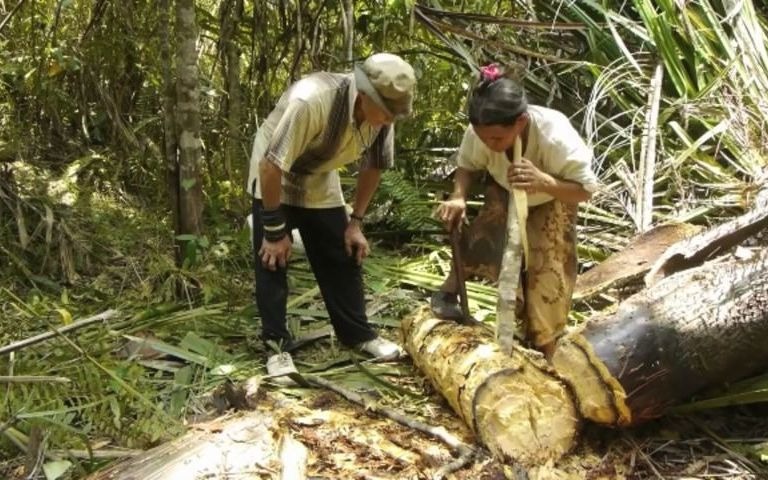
[508,158,556,194]
[436,197,467,232]
[345,222,369,265]
[259,236,291,271]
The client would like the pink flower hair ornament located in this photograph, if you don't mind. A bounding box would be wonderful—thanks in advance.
[479,63,503,82]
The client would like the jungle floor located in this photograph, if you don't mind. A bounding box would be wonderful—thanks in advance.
[3,294,768,480]
[1,221,768,479]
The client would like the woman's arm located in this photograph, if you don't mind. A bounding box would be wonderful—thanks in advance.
[508,158,591,204]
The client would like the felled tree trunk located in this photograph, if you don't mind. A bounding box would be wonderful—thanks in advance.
[404,245,768,464]
[402,311,581,465]
[554,247,768,426]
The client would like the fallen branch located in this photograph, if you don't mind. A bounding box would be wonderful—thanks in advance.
[48,448,141,460]
[432,448,477,480]
[304,374,476,480]
[0,310,119,356]
[0,376,71,384]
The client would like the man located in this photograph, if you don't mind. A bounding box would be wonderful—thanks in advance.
[248,53,415,378]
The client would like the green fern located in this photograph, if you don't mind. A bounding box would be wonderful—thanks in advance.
[371,170,439,231]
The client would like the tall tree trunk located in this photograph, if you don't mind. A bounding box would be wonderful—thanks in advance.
[160,0,179,250]
[220,0,243,181]
[340,0,353,63]
[174,0,204,258]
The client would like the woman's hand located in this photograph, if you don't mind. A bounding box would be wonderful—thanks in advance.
[436,197,467,232]
[259,236,292,271]
[345,222,370,265]
[508,158,556,194]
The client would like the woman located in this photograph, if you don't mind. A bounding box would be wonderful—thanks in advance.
[433,64,599,358]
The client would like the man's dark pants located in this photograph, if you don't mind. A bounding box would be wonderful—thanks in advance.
[252,199,377,348]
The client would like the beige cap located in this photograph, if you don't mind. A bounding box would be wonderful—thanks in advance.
[354,53,416,119]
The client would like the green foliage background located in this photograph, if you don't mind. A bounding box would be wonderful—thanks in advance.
[1,0,768,477]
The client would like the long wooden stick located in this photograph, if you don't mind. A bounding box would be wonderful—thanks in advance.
[637,63,663,232]
[0,310,119,356]
[0,376,71,384]
[511,136,529,270]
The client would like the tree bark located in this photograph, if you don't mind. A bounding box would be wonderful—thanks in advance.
[160,0,180,256]
[174,0,204,252]
[220,0,243,181]
[554,247,768,426]
[405,226,768,463]
[645,201,768,285]
[573,222,701,302]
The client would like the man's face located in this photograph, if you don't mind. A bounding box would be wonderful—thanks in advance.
[360,93,395,127]
[473,114,528,153]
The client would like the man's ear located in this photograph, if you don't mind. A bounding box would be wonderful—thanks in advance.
[515,112,529,129]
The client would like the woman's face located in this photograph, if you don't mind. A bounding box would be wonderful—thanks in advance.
[473,114,528,153]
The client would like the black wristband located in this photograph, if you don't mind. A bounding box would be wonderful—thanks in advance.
[264,228,287,242]
[350,213,364,223]
[262,207,287,242]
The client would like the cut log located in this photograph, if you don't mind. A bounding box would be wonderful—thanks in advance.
[404,247,768,463]
[86,413,278,480]
[573,222,701,302]
[401,310,580,465]
[554,247,768,426]
[645,199,768,286]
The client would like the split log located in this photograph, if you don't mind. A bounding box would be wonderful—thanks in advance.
[401,310,580,465]
[573,222,701,302]
[279,434,308,480]
[645,198,768,285]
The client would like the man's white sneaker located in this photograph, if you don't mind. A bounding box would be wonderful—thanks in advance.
[357,336,403,361]
[266,352,300,385]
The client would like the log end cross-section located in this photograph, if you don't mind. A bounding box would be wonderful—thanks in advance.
[402,307,581,465]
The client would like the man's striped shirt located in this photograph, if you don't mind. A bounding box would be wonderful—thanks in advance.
[247,72,394,208]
